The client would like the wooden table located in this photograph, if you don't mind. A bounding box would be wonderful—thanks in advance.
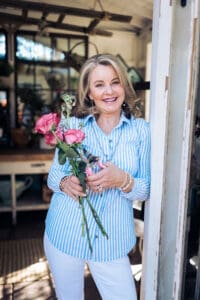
[0,149,54,224]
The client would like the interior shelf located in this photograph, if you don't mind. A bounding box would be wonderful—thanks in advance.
[0,151,53,224]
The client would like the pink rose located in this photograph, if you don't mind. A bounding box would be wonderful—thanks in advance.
[35,113,60,135]
[44,133,56,145]
[44,127,63,145]
[63,129,85,144]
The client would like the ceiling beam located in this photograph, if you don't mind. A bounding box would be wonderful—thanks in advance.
[0,12,85,33]
[0,12,113,36]
[57,14,65,24]
[86,18,102,33]
[22,9,28,19]
[41,12,49,19]
[0,0,132,23]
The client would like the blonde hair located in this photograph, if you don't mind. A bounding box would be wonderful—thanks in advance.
[74,53,138,118]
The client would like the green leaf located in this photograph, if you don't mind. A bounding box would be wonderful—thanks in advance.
[58,143,79,158]
[58,149,67,165]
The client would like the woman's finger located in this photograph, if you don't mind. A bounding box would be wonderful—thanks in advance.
[62,176,86,199]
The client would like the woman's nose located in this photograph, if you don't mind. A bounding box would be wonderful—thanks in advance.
[104,85,113,93]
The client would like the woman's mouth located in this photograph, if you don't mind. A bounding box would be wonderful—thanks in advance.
[102,97,117,103]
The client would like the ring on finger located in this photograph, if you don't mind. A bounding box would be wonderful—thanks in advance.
[97,184,103,193]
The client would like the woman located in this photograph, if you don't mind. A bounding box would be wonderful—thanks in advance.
[44,53,151,300]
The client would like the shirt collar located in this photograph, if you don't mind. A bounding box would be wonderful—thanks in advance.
[83,111,132,127]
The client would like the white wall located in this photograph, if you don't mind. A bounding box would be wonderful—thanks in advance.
[89,31,149,69]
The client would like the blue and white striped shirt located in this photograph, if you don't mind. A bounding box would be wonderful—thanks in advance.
[45,113,151,262]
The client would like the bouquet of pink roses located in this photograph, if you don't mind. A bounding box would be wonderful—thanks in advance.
[34,94,108,252]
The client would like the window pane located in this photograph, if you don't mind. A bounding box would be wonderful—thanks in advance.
[16,35,64,61]
[0,34,6,59]
[15,33,88,130]
[69,67,79,90]
[17,63,35,87]
[35,65,51,90]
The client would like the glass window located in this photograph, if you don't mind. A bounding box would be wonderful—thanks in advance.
[16,36,65,61]
[15,32,88,140]
[0,34,6,59]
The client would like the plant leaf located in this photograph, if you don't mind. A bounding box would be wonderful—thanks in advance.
[58,149,67,165]
[58,143,79,158]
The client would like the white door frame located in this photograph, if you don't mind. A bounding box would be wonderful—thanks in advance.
[141,1,200,299]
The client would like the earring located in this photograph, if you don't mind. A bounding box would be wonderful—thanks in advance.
[122,102,126,107]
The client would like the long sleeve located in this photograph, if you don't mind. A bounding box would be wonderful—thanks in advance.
[47,148,72,193]
[121,118,151,201]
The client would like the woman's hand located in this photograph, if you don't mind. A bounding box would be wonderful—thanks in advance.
[86,161,125,193]
[60,175,87,201]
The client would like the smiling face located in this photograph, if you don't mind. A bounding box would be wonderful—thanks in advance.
[88,64,125,116]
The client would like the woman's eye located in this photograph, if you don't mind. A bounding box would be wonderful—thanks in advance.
[95,83,104,88]
[112,80,120,85]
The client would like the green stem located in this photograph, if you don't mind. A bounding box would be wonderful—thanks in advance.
[51,130,62,144]
[66,157,108,252]
[70,162,93,251]
[70,159,79,176]
[80,197,93,253]
[85,196,109,239]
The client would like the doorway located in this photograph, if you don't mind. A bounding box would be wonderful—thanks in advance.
[181,63,200,300]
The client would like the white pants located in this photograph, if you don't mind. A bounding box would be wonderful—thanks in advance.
[44,234,137,300]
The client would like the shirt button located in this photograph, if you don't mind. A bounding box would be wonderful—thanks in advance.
[95,235,98,239]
